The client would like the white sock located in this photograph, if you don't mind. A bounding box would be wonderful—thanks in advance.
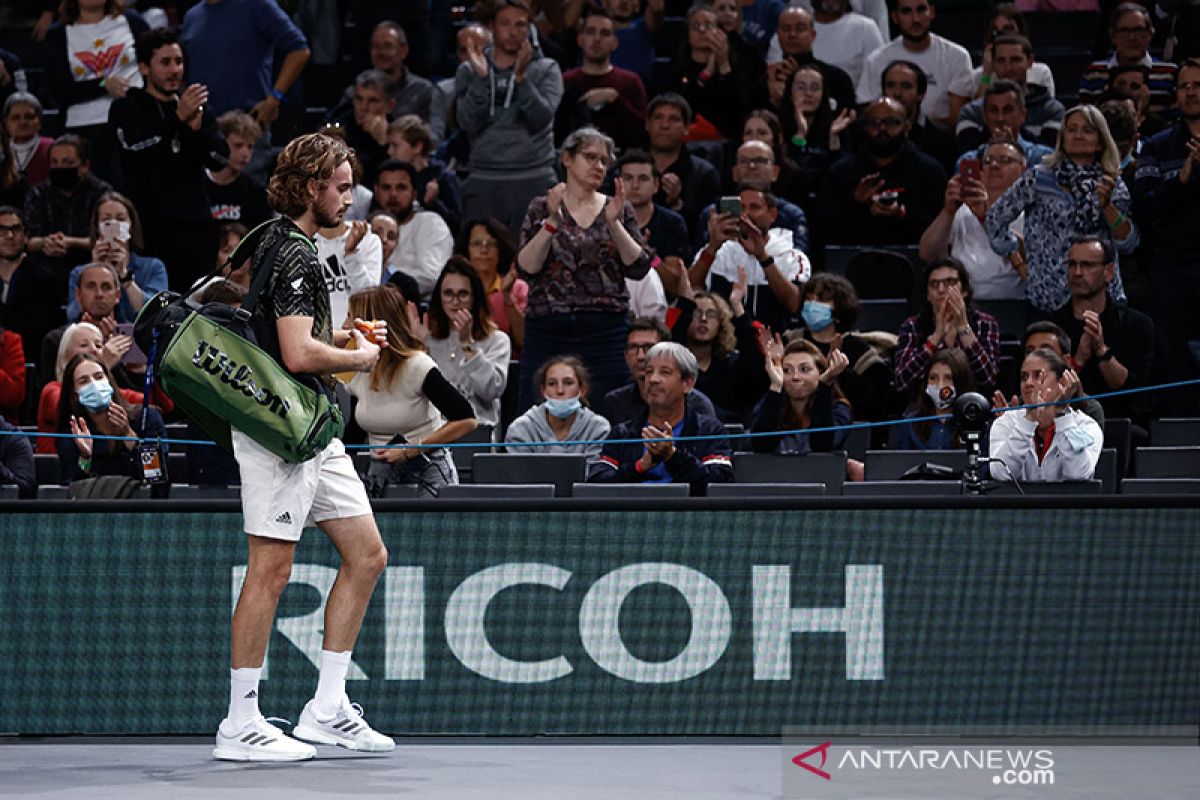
[314,650,352,715]
[228,667,262,727]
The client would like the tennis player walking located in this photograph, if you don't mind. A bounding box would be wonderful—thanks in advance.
[213,133,394,761]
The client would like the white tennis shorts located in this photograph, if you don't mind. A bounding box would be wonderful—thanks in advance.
[232,429,373,541]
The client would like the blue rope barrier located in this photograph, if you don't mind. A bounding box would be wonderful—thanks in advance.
[5,377,1199,451]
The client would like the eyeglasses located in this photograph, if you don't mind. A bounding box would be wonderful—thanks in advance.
[690,21,716,32]
[0,224,23,236]
[1019,369,1047,383]
[576,151,611,167]
[983,155,1024,167]
[625,342,655,353]
[468,239,497,250]
[862,117,906,131]
[928,277,961,289]
[441,289,472,302]
[1066,259,1106,270]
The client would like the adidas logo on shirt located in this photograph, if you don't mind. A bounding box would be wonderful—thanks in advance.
[274,512,292,525]
[244,689,257,699]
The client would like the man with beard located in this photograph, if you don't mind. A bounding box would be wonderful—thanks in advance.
[857,0,971,130]
[558,7,648,151]
[881,60,956,172]
[372,159,452,303]
[764,6,855,112]
[1133,58,1200,413]
[817,97,946,246]
[111,28,225,292]
[955,36,1064,153]
[456,0,563,237]
[212,132,392,762]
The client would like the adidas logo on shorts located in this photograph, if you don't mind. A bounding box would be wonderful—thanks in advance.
[274,512,292,524]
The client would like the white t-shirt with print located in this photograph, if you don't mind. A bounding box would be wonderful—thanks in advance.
[65,15,143,128]
[857,34,973,125]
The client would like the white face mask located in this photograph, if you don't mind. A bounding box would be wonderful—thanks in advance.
[926,383,956,410]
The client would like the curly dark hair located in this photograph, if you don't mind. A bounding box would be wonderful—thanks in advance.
[801,273,860,332]
[267,134,356,218]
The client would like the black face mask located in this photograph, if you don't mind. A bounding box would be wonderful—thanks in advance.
[49,167,82,192]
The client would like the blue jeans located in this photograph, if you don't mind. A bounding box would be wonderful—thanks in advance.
[518,311,630,417]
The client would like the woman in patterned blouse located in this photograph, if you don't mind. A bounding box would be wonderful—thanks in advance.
[985,104,1138,312]
[516,127,652,414]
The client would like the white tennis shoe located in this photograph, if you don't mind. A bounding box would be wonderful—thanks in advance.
[213,715,316,762]
[293,696,395,752]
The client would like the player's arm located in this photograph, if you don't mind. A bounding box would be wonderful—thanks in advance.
[277,316,377,374]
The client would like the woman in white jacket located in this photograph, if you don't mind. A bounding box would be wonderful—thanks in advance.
[989,347,1102,482]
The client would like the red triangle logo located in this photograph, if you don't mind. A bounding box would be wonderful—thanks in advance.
[792,741,832,780]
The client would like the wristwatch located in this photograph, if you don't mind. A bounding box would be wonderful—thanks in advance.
[120,273,135,285]
[1095,347,1115,363]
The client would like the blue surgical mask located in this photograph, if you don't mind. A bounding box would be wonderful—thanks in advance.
[545,396,582,419]
[926,383,955,411]
[801,301,834,332]
[78,378,114,412]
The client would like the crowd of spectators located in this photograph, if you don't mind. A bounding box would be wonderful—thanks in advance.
[1,0,1198,498]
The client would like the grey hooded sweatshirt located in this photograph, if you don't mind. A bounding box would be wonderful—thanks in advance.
[454,49,563,180]
[505,404,611,458]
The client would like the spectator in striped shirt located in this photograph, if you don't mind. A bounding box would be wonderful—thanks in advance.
[1078,3,1177,118]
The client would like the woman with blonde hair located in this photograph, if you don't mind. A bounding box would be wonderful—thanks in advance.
[346,285,476,497]
[986,104,1138,312]
[35,320,144,454]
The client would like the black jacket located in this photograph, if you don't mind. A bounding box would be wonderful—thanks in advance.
[110,86,227,221]
[587,404,733,495]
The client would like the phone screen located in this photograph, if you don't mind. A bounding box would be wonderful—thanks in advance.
[960,158,981,183]
[114,323,147,368]
[718,196,742,217]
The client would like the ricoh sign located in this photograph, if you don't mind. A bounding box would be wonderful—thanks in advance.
[240,563,885,684]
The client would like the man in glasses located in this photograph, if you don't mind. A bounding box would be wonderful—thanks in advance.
[919,138,1028,301]
[1079,3,1177,117]
[1045,235,1153,422]
[816,96,946,246]
[856,0,971,130]
[600,317,716,426]
[0,205,61,359]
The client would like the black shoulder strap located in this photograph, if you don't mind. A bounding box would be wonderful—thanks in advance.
[236,220,312,318]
